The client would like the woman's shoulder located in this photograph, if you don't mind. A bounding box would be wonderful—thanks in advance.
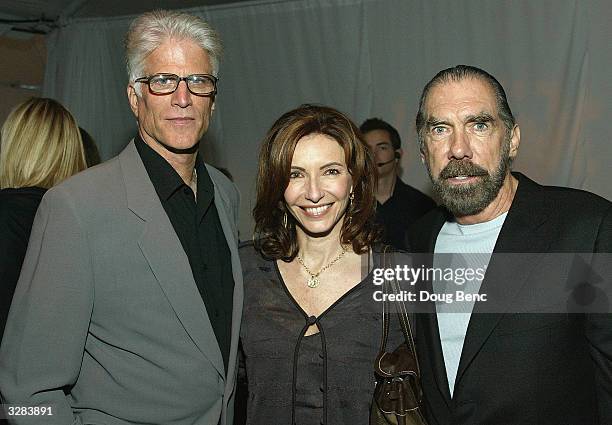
[238,242,283,299]
[371,244,412,269]
[0,187,46,222]
[0,186,46,204]
[239,241,275,272]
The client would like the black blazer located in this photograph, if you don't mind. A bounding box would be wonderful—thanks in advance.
[408,173,612,425]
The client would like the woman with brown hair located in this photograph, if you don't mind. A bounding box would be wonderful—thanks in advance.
[239,104,404,424]
[0,97,86,337]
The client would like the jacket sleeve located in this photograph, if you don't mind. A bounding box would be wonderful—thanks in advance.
[0,187,93,425]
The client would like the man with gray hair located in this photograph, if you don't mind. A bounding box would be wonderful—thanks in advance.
[0,10,242,425]
[408,65,612,424]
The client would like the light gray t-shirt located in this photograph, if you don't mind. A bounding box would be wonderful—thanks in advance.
[433,212,507,396]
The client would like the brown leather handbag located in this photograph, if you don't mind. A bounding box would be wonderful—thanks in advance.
[370,249,429,425]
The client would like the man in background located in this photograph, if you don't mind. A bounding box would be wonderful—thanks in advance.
[360,117,435,249]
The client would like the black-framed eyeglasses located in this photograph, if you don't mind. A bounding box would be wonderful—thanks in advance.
[134,73,218,96]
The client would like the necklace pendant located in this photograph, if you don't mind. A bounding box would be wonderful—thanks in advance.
[307,275,320,288]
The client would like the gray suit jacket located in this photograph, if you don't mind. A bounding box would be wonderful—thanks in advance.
[0,141,243,425]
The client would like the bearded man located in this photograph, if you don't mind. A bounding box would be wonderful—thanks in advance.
[407,65,612,425]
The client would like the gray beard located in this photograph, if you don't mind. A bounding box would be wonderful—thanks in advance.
[428,139,511,217]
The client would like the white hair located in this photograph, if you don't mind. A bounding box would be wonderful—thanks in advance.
[125,10,222,95]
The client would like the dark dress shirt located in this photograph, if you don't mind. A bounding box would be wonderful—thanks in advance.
[135,135,234,370]
[376,177,436,250]
[0,186,46,339]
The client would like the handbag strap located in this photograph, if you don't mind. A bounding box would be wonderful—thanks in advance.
[379,245,421,376]
[379,246,391,352]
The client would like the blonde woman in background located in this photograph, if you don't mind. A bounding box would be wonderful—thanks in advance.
[0,97,86,338]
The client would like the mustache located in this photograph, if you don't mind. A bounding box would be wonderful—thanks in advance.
[439,160,489,179]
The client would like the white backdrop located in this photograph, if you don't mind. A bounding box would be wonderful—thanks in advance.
[43,0,612,237]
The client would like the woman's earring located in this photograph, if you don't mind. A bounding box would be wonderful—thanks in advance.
[347,192,355,225]
[283,211,288,229]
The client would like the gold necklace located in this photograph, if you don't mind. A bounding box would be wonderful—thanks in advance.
[297,246,347,288]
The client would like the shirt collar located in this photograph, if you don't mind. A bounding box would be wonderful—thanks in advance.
[134,133,213,201]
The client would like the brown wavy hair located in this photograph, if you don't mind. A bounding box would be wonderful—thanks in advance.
[253,104,381,261]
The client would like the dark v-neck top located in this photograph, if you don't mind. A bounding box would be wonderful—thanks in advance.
[239,243,404,425]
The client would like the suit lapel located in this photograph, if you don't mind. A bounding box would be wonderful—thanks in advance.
[412,210,453,406]
[454,174,551,389]
[207,166,244,401]
[119,142,225,377]
[420,298,453,406]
